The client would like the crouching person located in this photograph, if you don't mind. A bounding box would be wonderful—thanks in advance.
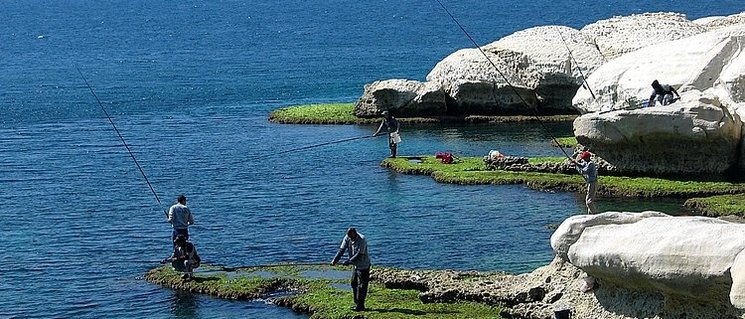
[162,234,201,280]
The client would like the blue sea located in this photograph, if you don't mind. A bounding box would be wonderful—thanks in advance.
[2,0,741,318]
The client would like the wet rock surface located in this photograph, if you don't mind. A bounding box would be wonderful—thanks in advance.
[482,155,617,176]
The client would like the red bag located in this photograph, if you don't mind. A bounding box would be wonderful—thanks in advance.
[435,152,454,164]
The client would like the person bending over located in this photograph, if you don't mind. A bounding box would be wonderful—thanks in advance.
[331,227,371,312]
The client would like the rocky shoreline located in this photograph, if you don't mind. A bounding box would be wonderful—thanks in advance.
[381,156,745,201]
[268,103,576,125]
[146,246,745,319]
[351,11,745,177]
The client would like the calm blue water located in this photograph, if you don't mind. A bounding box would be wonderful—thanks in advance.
[1,0,739,318]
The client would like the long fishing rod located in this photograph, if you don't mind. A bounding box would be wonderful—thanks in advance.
[431,0,578,165]
[76,67,169,218]
[274,135,374,155]
[556,29,596,100]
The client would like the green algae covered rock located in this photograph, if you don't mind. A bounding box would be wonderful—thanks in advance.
[145,264,503,319]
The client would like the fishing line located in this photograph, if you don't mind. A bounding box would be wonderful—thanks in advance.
[273,135,374,155]
[556,29,596,100]
[76,67,168,218]
[431,0,579,164]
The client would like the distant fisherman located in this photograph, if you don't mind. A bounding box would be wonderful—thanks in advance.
[573,151,598,214]
[331,227,371,312]
[373,111,400,158]
[168,195,195,242]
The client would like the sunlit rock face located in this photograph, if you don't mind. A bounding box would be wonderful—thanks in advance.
[551,211,745,310]
[572,25,745,175]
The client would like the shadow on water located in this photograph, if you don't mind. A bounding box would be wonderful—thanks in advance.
[597,197,689,216]
[170,292,198,318]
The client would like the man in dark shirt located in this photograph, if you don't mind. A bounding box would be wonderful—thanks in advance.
[373,111,400,158]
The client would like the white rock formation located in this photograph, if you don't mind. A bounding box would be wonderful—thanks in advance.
[580,12,706,60]
[426,26,604,115]
[353,79,446,118]
[573,95,742,175]
[695,12,745,31]
[355,12,743,119]
[574,25,745,114]
[551,212,745,312]
[572,25,745,174]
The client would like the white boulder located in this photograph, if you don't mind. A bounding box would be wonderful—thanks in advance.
[571,25,745,174]
[695,12,745,31]
[573,95,742,175]
[573,24,745,114]
[426,26,603,115]
[552,212,745,309]
[353,79,446,118]
[580,12,705,60]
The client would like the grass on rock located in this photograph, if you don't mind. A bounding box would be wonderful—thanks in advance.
[269,103,376,124]
[684,193,745,217]
[551,136,578,148]
[383,156,745,198]
[268,103,577,125]
[145,265,502,319]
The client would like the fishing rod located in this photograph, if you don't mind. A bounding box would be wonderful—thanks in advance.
[273,135,375,155]
[556,29,596,100]
[76,67,169,218]
[431,0,581,167]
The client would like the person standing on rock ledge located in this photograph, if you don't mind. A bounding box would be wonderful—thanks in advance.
[573,151,598,214]
[168,195,195,243]
[331,227,371,312]
[373,111,400,158]
[648,80,681,107]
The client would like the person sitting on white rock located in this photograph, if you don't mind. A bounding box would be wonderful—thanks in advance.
[648,80,681,107]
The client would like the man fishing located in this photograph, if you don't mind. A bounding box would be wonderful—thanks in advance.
[331,227,371,312]
[168,195,195,242]
[162,234,200,280]
[373,111,400,158]
[648,80,681,107]
[573,151,598,214]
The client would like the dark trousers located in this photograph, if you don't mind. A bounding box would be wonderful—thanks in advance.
[351,267,370,310]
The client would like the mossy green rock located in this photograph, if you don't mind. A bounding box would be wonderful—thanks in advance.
[145,264,502,319]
